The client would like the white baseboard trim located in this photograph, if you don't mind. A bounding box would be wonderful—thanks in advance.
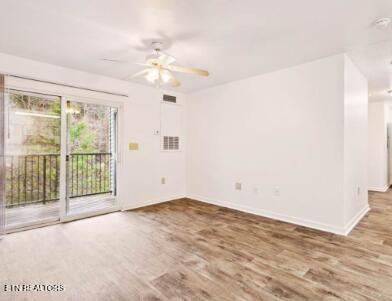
[121,195,186,211]
[187,194,347,235]
[368,186,389,192]
[343,205,370,236]
[121,194,369,236]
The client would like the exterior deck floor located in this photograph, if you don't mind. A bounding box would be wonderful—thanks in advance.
[5,194,116,231]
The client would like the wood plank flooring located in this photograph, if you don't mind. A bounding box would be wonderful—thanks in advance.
[1,190,392,300]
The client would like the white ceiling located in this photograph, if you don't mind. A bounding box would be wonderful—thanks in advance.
[0,0,392,94]
[349,40,392,102]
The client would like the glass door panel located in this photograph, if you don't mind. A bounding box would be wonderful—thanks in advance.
[66,100,117,216]
[0,75,5,236]
[4,90,61,231]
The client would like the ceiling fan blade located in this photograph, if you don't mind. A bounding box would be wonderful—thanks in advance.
[169,74,181,87]
[166,64,209,76]
[101,58,126,63]
[133,62,152,67]
[102,59,148,66]
[158,53,176,65]
[128,68,150,79]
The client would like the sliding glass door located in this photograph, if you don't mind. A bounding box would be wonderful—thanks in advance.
[65,100,118,217]
[4,90,61,231]
[2,87,120,232]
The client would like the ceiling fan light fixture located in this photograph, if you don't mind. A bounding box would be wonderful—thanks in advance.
[145,68,159,83]
[130,40,209,88]
[160,70,172,83]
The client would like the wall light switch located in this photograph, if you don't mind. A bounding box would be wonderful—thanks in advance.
[235,182,242,190]
[129,143,139,151]
[161,177,166,184]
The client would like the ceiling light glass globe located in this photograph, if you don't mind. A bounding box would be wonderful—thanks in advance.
[145,68,159,83]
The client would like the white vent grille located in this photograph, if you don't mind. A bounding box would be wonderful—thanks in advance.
[163,136,180,151]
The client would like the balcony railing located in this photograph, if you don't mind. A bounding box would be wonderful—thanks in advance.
[5,153,113,208]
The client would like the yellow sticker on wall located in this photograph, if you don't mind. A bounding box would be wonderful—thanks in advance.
[129,143,139,150]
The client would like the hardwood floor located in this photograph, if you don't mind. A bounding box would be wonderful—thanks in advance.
[1,190,392,300]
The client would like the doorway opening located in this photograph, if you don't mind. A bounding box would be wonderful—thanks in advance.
[66,100,118,217]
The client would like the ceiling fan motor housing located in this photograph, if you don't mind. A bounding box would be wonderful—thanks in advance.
[145,54,161,66]
[146,42,164,64]
[151,41,163,51]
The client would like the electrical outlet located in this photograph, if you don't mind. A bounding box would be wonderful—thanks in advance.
[235,182,242,191]
[274,187,280,196]
[161,177,166,185]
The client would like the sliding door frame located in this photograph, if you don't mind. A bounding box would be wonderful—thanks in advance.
[0,75,5,237]
[4,76,124,230]
[61,96,122,223]
[4,89,62,233]
[59,96,67,221]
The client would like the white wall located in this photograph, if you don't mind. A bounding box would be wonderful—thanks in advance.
[368,102,388,192]
[1,51,370,235]
[0,52,186,209]
[186,54,369,235]
[187,55,346,233]
[121,86,186,208]
[343,55,369,230]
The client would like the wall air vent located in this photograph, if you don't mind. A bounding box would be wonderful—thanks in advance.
[163,94,177,103]
[163,136,180,151]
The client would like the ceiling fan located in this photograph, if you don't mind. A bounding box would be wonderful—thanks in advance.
[129,41,209,87]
